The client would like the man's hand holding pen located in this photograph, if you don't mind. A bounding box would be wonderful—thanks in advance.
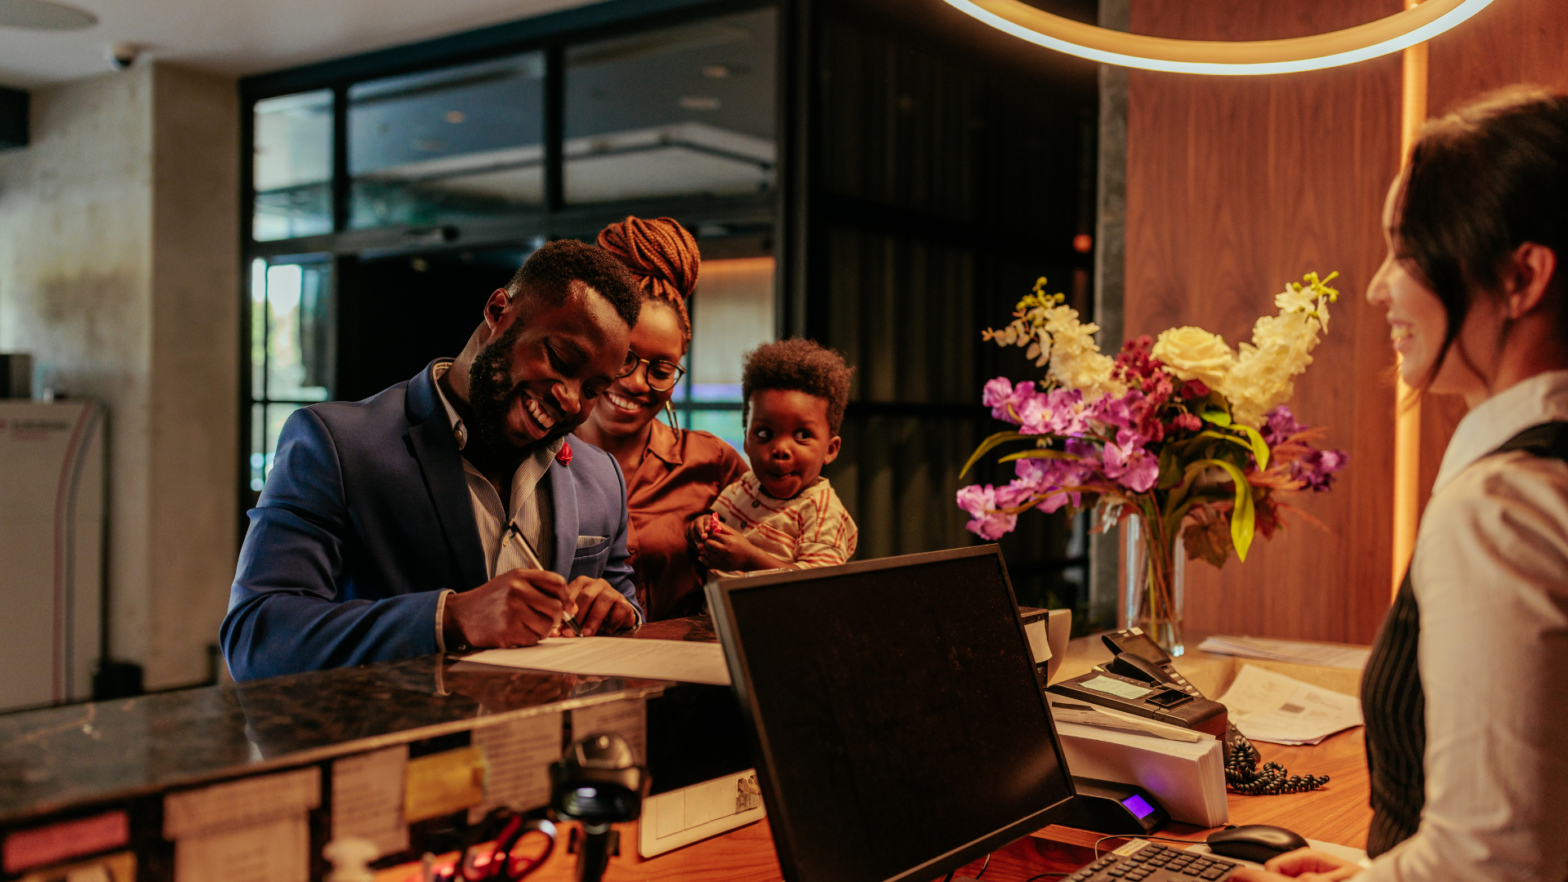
[441,570,638,649]
[442,569,581,649]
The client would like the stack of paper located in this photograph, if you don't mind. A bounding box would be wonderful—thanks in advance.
[1198,635,1370,671]
[1217,664,1363,746]
[461,637,731,685]
[1053,720,1228,828]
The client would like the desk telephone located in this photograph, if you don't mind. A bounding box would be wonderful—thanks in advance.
[1048,628,1330,796]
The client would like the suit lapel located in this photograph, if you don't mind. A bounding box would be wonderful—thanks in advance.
[405,365,488,591]
[547,460,577,579]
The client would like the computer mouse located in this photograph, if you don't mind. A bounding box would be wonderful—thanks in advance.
[1206,825,1309,863]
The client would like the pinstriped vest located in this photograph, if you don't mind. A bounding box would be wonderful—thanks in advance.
[1360,421,1568,856]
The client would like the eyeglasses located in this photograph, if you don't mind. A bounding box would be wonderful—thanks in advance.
[615,351,687,392]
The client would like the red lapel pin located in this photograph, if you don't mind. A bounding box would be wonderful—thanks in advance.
[556,441,573,465]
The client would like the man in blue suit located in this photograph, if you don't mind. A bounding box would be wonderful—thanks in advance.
[222,240,645,681]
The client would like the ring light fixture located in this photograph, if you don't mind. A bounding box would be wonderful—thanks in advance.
[942,0,1493,76]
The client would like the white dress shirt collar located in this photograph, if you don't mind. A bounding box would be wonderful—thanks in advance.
[1432,368,1568,497]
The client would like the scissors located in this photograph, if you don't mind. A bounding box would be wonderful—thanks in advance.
[418,809,557,882]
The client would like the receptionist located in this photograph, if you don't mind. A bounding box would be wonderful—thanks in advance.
[221,240,646,682]
[1237,86,1568,882]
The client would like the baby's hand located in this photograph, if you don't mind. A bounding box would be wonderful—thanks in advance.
[687,511,718,549]
[698,524,761,571]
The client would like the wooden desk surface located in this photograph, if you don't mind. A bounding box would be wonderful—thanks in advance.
[380,632,1372,882]
[1038,635,1374,848]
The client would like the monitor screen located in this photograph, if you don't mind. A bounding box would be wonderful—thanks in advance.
[708,546,1076,882]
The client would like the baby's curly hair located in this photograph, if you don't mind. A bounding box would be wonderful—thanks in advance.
[741,339,854,435]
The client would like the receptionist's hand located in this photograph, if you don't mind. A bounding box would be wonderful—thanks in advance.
[563,576,637,637]
[443,568,569,649]
[1230,848,1362,882]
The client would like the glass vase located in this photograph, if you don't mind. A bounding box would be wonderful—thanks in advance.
[1120,514,1186,657]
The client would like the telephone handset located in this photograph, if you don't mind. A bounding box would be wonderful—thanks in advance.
[1046,629,1229,740]
[1099,630,1204,698]
[1091,628,1331,796]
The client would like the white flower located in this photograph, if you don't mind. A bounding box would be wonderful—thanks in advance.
[1152,326,1236,387]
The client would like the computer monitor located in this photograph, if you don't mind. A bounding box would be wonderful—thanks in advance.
[706,545,1076,882]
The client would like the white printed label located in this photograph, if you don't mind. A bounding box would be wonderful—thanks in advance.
[468,712,564,823]
[332,745,409,856]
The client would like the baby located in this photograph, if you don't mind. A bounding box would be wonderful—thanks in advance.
[689,339,858,578]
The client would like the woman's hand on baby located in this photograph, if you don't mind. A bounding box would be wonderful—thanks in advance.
[1230,848,1362,882]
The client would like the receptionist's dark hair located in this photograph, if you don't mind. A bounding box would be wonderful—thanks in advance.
[1395,84,1568,389]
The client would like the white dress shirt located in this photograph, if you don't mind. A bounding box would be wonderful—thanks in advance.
[1362,370,1568,882]
[431,360,564,650]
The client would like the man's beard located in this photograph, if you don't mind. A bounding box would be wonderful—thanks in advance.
[467,322,552,456]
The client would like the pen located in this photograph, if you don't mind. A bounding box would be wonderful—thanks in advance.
[507,521,583,636]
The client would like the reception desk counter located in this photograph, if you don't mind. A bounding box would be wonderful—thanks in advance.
[0,623,1371,882]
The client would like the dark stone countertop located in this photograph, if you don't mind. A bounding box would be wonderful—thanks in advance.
[0,617,719,825]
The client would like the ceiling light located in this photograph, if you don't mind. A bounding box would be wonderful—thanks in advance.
[0,0,96,30]
[943,0,1492,76]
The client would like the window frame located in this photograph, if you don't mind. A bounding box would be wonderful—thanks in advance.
[237,0,783,519]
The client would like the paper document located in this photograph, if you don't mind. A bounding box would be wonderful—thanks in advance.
[468,713,563,823]
[1219,664,1363,745]
[1199,635,1370,671]
[464,637,730,685]
[332,745,409,855]
[175,815,308,882]
[1049,699,1207,743]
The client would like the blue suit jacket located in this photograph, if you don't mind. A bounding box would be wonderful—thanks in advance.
[222,361,638,681]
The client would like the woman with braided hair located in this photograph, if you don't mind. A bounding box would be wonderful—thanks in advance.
[574,216,748,622]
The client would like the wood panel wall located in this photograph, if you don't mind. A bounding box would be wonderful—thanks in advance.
[1124,1,1404,644]
[1123,0,1568,644]
[1415,0,1568,510]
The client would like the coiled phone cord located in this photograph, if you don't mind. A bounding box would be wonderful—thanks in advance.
[1224,732,1331,795]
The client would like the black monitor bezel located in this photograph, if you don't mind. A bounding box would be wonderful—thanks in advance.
[705,544,1078,882]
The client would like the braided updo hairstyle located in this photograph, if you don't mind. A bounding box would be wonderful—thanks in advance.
[596,216,700,351]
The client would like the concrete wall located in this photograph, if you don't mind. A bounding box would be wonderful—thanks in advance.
[0,62,237,690]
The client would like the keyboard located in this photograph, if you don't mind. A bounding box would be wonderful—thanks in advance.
[1067,840,1241,882]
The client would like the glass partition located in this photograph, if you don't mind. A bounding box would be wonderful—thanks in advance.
[253,91,333,241]
[349,53,546,229]
[249,257,334,491]
[564,8,776,204]
[673,255,775,450]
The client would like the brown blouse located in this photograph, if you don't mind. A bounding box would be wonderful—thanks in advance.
[620,420,748,621]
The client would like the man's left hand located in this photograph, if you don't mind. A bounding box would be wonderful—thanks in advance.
[563,576,638,636]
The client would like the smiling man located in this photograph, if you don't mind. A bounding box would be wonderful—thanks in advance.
[222,240,645,681]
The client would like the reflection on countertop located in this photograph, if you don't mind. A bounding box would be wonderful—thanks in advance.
[0,617,713,825]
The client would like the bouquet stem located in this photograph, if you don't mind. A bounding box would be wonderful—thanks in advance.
[1121,514,1186,657]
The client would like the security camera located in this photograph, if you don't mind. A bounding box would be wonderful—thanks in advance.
[107,43,140,71]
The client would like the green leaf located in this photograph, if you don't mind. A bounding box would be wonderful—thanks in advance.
[1236,424,1270,471]
[997,449,1080,464]
[1156,447,1183,490]
[1201,408,1232,428]
[1181,458,1256,562]
[1195,427,1269,471]
[959,431,1029,478]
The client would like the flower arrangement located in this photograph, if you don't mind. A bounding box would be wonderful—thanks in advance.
[957,273,1348,650]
